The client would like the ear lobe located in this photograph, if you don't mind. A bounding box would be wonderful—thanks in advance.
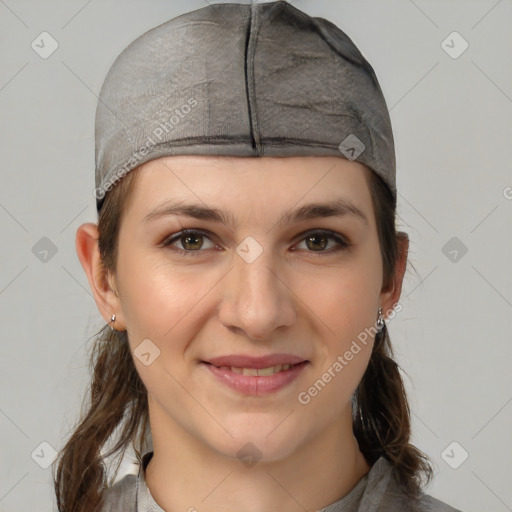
[75,222,125,328]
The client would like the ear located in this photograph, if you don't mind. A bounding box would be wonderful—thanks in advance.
[75,222,126,330]
[379,231,409,319]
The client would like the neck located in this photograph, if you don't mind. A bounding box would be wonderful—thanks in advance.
[144,398,371,512]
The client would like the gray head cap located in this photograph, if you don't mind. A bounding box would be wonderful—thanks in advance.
[94,1,396,212]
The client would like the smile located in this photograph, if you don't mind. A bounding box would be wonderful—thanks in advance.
[203,361,309,395]
[218,364,292,376]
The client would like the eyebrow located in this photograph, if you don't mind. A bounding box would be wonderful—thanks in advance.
[142,198,368,228]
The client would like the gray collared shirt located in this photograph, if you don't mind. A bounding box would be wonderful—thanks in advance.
[100,451,462,512]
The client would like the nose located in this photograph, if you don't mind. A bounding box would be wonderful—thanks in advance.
[218,242,296,341]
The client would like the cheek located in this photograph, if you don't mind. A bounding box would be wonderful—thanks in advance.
[308,249,383,343]
[117,256,210,399]
[297,259,381,418]
[116,250,203,344]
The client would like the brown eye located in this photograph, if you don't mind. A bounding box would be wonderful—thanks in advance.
[305,233,329,251]
[180,233,203,250]
[295,230,350,254]
[163,229,215,255]
[162,228,350,257]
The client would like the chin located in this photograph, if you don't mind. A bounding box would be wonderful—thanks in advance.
[206,419,309,465]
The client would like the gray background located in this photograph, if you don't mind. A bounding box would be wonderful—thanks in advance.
[1,0,511,511]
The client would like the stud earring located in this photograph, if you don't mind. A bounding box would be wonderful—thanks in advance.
[376,307,385,331]
[109,314,116,331]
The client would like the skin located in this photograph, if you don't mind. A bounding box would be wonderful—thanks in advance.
[76,155,408,512]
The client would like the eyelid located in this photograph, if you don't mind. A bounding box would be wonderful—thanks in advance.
[161,227,351,256]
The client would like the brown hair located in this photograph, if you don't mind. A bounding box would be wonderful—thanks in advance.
[356,168,433,497]
[52,162,432,512]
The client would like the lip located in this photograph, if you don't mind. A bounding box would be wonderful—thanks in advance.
[205,353,307,369]
[201,354,309,395]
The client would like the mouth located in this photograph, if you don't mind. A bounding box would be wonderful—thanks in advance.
[204,353,307,368]
[201,355,309,395]
[203,361,305,376]
[212,363,301,377]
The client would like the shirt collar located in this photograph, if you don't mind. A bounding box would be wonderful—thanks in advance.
[136,451,165,512]
[135,451,392,512]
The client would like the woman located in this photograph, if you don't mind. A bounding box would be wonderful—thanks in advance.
[53,2,462,511]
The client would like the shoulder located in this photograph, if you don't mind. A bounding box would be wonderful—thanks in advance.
[99,473,138,512]
[379,464,463,512]
[416,494,463,512]
[381,487,463,512]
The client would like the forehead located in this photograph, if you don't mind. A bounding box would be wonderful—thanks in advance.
[122,155,375,226]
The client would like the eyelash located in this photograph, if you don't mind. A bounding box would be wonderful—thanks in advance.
[161,228,351,257]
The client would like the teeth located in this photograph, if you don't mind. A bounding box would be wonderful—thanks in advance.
[257,366,277,376]
[220,364,293,376]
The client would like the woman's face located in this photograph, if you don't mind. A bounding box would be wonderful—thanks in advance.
[105,155,400,461]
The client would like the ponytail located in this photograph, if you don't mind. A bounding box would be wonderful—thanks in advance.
[53,326,149,512]
[352,323,433,498]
